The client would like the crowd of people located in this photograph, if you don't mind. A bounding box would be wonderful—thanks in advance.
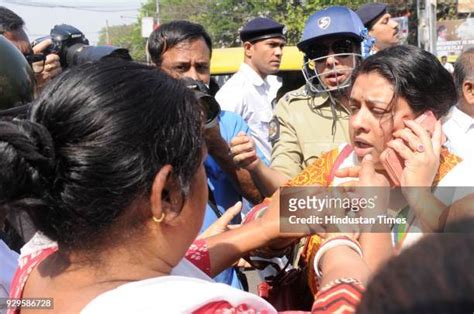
[0,3,473,314]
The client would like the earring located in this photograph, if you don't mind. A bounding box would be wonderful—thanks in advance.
[152,212,165,223]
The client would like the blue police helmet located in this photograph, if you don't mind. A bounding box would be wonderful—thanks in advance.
[297,6,365,53]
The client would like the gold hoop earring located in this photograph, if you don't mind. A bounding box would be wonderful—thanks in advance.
[152,212,165,223]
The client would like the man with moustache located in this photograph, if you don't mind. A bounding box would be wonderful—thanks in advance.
[230,7,373,195]
[356,3,400,54]
[270,6,370,179]
[147,20,267,289]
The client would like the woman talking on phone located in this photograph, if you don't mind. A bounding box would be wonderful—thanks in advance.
[238,45,473,298]
[1,46,472,313]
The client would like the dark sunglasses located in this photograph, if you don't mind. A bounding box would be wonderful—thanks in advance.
[306,39,356,61]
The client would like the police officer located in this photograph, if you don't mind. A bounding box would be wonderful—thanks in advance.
[216,17,286,161]
[356,3,399,53]
[270,6,369,179]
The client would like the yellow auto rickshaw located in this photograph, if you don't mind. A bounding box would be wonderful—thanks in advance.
[210,46,305,101]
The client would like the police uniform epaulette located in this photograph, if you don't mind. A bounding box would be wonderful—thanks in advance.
[283,86,311,103]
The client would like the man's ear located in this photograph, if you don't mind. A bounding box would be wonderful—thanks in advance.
[150,165,181,222]
[243,41,254,59]
[463,81,474,104]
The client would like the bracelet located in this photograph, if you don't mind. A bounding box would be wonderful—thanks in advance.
[313,237,363,278]
[317,277,364,294]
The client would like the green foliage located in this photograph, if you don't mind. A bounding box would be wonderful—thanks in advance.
[98,0,209,61]
[98,0,160,61]
[98,0,384,60]
[171,0,368,46]
[98,24,145,61]
[437,2,464,21]
[158,0,208,23]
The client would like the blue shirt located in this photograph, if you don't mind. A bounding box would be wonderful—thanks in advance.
[200,110,268,288]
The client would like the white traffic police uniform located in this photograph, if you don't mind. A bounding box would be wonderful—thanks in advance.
[216,63,281,160]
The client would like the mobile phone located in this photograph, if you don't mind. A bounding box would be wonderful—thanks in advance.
[380,111,438,186]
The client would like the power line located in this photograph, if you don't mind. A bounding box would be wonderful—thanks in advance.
[28,30,103,37]
[4,0,140,12]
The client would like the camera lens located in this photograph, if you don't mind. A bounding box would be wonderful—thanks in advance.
[198,94,221,128]
[182,78,221,129]
[65,44,132,67]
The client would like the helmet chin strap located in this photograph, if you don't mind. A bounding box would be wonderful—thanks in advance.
[327,87,350,136]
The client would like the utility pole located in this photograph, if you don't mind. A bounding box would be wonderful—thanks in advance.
[156,0,160,25]
[418,0,437,54]
[105,19,110,45]
[427,0,437,55]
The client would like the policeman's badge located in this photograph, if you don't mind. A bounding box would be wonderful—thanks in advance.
[268,116,280,143]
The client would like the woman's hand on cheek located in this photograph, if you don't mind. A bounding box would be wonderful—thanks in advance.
[389,119,441,187]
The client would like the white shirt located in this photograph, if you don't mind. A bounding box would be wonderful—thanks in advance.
[443,62,454,74]
[443,106,474,161]
[0,240,19,304]
[216,63,282,160]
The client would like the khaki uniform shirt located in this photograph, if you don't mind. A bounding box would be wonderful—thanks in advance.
[270,85,350,178]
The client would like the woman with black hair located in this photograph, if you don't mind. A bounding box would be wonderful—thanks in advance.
[0,57,381,313]
[291,44,472,290]
[0,60,289,313]
[2,48,472,313]
[238,45,473,301]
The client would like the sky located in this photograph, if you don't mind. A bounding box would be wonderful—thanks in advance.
[0,0,146,44]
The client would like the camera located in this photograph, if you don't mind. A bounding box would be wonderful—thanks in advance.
[181,77,221,129]
[33,24,132,68]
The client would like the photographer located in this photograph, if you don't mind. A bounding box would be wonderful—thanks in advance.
[148,20,271,290]
[0,6,62,93]
[30,38,62,91]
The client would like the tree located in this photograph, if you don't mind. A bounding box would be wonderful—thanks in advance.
[197,0,368,46]
[97,24,142,60]
[99,0,377,60]
[158,0,208,23]
[195,0,284,47]
[98,0,157,61]
[98,24,146,61]
[98,0,209,61]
